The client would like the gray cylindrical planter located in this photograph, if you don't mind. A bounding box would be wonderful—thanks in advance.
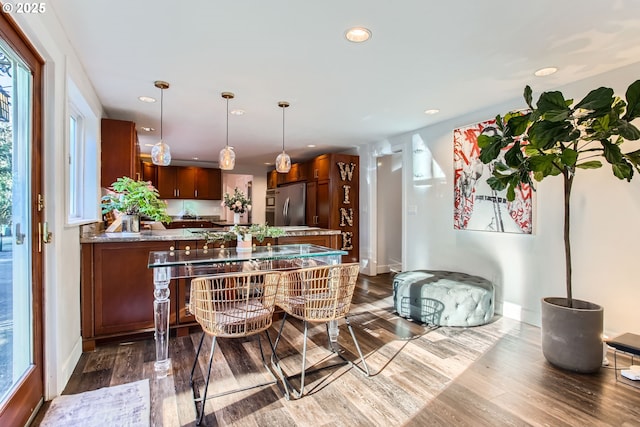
[541,297,603,373]
[121,214,140,233]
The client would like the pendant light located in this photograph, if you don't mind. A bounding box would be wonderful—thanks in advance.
[219,92,236,170]
[151,80,172,166]
[275,101,291,173]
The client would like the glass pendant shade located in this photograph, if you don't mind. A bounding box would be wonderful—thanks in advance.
[219,146,236,170]
[152,80,171,166]
[219,92,235,171]
[276,100,291,173]
[275,150,291,173]
[151,140,171,166]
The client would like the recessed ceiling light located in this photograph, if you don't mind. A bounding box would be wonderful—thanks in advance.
[264,162,272,165]
[140,126,155,132]
[138,96,156,103]
[144,143,155,147]
[534,67,558,77]
[424,109,440,115]
[307,144,316,148]
[345,27,371,43]
[192,157,199,160]
[230,109,245,116]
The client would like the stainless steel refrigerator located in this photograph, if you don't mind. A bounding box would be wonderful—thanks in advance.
[274,182,306,226]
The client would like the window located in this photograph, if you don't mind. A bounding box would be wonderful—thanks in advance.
[66,78,99,224]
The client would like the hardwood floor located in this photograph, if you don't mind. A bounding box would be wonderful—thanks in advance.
[33,273,640,426]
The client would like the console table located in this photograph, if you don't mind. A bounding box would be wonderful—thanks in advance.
[147,244,347,377]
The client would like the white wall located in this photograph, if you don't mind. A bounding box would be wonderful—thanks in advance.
[376,153,402,273]
[360,62,640,337]
[10,7,103,399]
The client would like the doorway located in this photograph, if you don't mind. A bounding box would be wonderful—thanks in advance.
[222,174,253,224]
[0,13,44,426]
[376,152,402,273]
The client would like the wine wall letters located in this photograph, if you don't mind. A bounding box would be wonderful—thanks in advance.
[337,161,357,251]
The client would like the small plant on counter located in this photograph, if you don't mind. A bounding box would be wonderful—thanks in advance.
[247,223,286,242]
[222,187,251,214]
[201,224,285,244]
[101,176,171,223]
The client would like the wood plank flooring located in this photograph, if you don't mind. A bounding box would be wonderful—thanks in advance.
[32,273,640,426]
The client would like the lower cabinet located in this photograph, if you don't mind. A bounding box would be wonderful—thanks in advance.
[81,241,178,351]
[276,234,338,249]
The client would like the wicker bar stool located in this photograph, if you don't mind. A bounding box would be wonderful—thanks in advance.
[271,263,370,398]
[189,270,282,425]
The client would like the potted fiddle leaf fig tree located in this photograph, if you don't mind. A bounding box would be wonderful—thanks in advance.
[478,80,640,373]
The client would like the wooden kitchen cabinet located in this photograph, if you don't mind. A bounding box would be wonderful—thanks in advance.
[309,154,330,181]
[195,167,222,199]
[101,118,141,187]
[157,165,221,200]
[276,234,338,248]
[141,161,157,187]
[306,180,330,228]
[267,170,278,189]
[156,166,177,198]
[81,241,178,351]
[277,162,307,185]
[157,166,196,199]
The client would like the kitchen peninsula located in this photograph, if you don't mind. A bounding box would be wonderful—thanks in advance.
[79,226,341,350]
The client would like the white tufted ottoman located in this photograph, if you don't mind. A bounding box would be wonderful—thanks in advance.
[392,270,494,327]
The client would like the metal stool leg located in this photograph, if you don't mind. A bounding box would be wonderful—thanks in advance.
[297,321,310,398]
[193,336,217,426]
[190,330,206,386]
[345,316,370,376]
[270,313,292,400]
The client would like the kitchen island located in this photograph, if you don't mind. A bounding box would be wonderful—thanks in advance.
[80,226,342,350]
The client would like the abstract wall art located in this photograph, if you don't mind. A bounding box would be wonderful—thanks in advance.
[453,118,533,234]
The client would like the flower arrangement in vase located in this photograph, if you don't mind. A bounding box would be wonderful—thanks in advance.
[222,187,251,224]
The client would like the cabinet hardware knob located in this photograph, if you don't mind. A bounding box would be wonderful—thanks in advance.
[169,246,175,251]
[185,245,191,251]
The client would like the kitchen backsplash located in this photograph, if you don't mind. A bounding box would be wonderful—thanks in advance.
[165,199,222,218]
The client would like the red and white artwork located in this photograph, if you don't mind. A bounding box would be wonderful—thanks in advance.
[453,118,533,234]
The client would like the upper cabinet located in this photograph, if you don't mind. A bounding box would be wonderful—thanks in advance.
[267,170,278,189]
[151,164,221,200]
[157,166,195,199]
[309,154,330,181]
[195,167,222,200]
[101,119,140,187]
[277,162,307,185]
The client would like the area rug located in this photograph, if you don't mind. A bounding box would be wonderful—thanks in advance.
[40,379,150,427]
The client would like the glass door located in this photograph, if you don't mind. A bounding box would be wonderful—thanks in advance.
[0,12,44,426]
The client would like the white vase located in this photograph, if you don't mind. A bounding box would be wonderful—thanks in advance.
[236,233,252,252]
[233,212,240,225]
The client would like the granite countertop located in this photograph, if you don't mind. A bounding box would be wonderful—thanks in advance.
[167,216,219,222]
[80,226,340,243]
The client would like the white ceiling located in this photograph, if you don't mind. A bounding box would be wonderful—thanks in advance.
[49,0,640,167]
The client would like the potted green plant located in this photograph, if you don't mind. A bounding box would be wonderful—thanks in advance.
[102,176,171,232]
[478,80,640,372]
